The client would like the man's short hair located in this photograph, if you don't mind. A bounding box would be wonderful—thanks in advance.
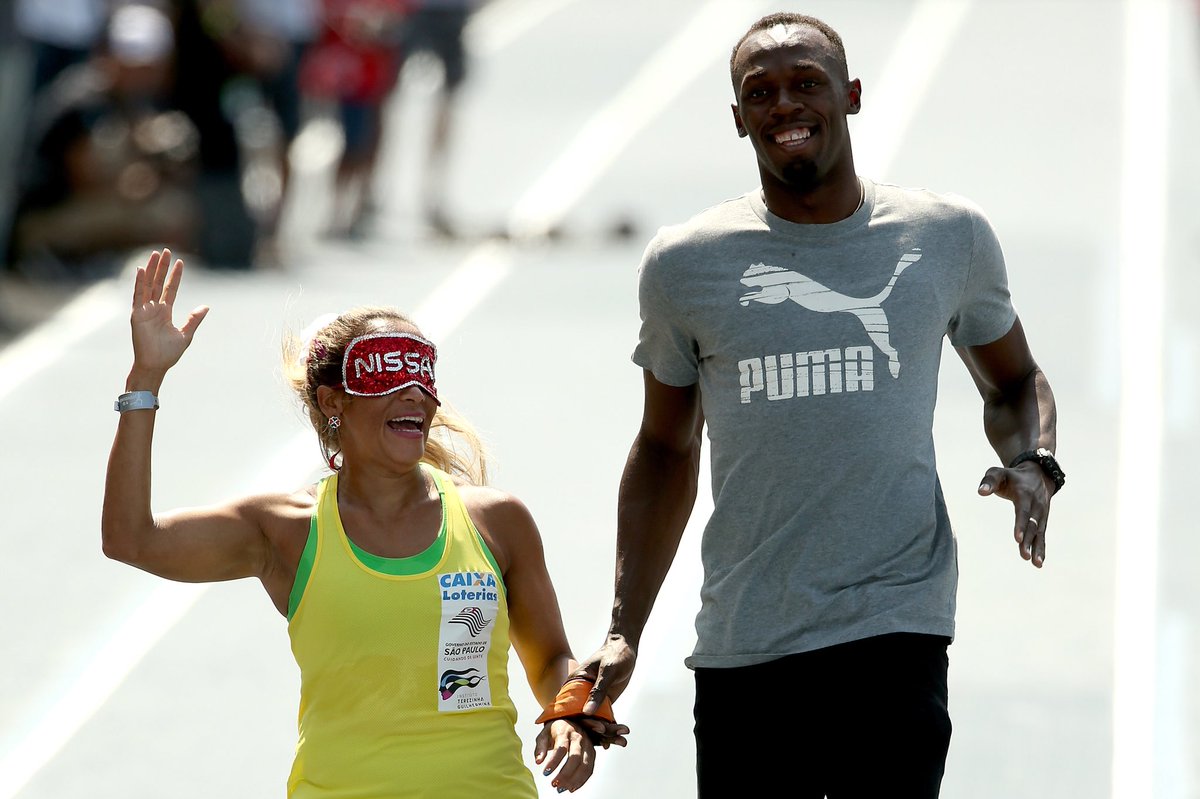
[729,13,849,86]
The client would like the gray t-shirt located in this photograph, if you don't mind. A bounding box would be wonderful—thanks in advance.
[633,178,1016,668]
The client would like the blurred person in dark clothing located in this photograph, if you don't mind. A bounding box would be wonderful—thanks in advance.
[393,0,481,239]
[227,0,321,262]
[167,0,262,268]
[8,3,201,277]
[3,0,109,281]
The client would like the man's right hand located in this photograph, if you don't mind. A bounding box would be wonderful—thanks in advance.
[575,633,638,717]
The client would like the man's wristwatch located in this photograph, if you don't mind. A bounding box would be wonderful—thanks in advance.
[1008,447,1065,495]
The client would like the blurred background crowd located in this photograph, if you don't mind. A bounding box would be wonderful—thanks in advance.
[0,0,480,338]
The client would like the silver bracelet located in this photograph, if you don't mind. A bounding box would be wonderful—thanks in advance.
[114,391,160,412]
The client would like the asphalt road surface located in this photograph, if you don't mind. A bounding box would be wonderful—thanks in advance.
[2,1,1198,797]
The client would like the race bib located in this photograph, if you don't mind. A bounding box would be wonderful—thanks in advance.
[436,571,500,712]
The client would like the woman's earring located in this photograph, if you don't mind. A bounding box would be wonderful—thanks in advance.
[327,415,341,430]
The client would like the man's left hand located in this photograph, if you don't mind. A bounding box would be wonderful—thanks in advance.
[978,461,1054,568]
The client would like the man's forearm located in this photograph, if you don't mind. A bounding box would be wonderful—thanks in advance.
[608,432,702,649]
[982,366,1057,463]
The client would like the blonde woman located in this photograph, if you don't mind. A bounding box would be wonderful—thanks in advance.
[102,249,625,796]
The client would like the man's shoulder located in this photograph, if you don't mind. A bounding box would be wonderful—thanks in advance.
[645,191,761,256]
[870,179,989,225]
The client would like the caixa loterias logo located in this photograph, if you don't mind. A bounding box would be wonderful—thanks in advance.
[439,571,499,602]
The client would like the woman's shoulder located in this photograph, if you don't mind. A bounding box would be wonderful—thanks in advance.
[454,482,542,571]
[231,484,321,537]
[455,482,534,530]
[235,483,319,513]
[251,486,322,582]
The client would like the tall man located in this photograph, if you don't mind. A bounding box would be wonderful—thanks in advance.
[576,12,1063,798]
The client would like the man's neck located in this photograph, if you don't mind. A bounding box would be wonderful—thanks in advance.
[762,174,863,224]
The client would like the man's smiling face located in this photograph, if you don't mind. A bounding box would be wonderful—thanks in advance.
[731,23,861,194]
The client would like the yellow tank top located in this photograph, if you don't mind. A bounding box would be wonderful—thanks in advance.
[286,466,536,798]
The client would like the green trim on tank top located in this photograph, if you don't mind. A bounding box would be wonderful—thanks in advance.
[286,466,449,621]
[426,467,506,594]
[287,512,319,621]
[345,465,449,575]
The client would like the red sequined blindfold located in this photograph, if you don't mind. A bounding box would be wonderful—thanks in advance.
[339,333,439,403]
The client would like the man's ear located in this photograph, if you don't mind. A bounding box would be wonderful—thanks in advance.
[847,78,862,115]
[731,104,748,137]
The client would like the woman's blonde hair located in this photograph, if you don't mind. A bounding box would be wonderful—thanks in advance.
[281,307,489,484]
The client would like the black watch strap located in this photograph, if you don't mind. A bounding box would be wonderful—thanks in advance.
[1008,447,1065,494]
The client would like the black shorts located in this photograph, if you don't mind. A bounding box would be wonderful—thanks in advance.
[259,41,309,141]
[694,633,952,799]
[398,7,471,90]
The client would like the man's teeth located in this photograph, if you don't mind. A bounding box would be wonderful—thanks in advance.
[775,128,812,144]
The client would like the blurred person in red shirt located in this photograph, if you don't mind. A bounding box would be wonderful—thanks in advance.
[300,0,409,238]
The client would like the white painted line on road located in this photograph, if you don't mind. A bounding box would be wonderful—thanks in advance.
[1111,0,1169,796]
[410,241,513,341]
[0,582,205,798]
[468,0,580,58]
[505,0,763,240]
[0,280,122,404]
[851,0,973,180]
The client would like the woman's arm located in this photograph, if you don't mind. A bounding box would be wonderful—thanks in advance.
[462,487,574,704]
[464,486,622,793]
[101,249,272,584]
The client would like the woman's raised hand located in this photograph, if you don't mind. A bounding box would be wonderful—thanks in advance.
[130,249,209,376]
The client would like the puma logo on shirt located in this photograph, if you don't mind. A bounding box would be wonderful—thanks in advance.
[735,249,923,404]
[739,249,923,378]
